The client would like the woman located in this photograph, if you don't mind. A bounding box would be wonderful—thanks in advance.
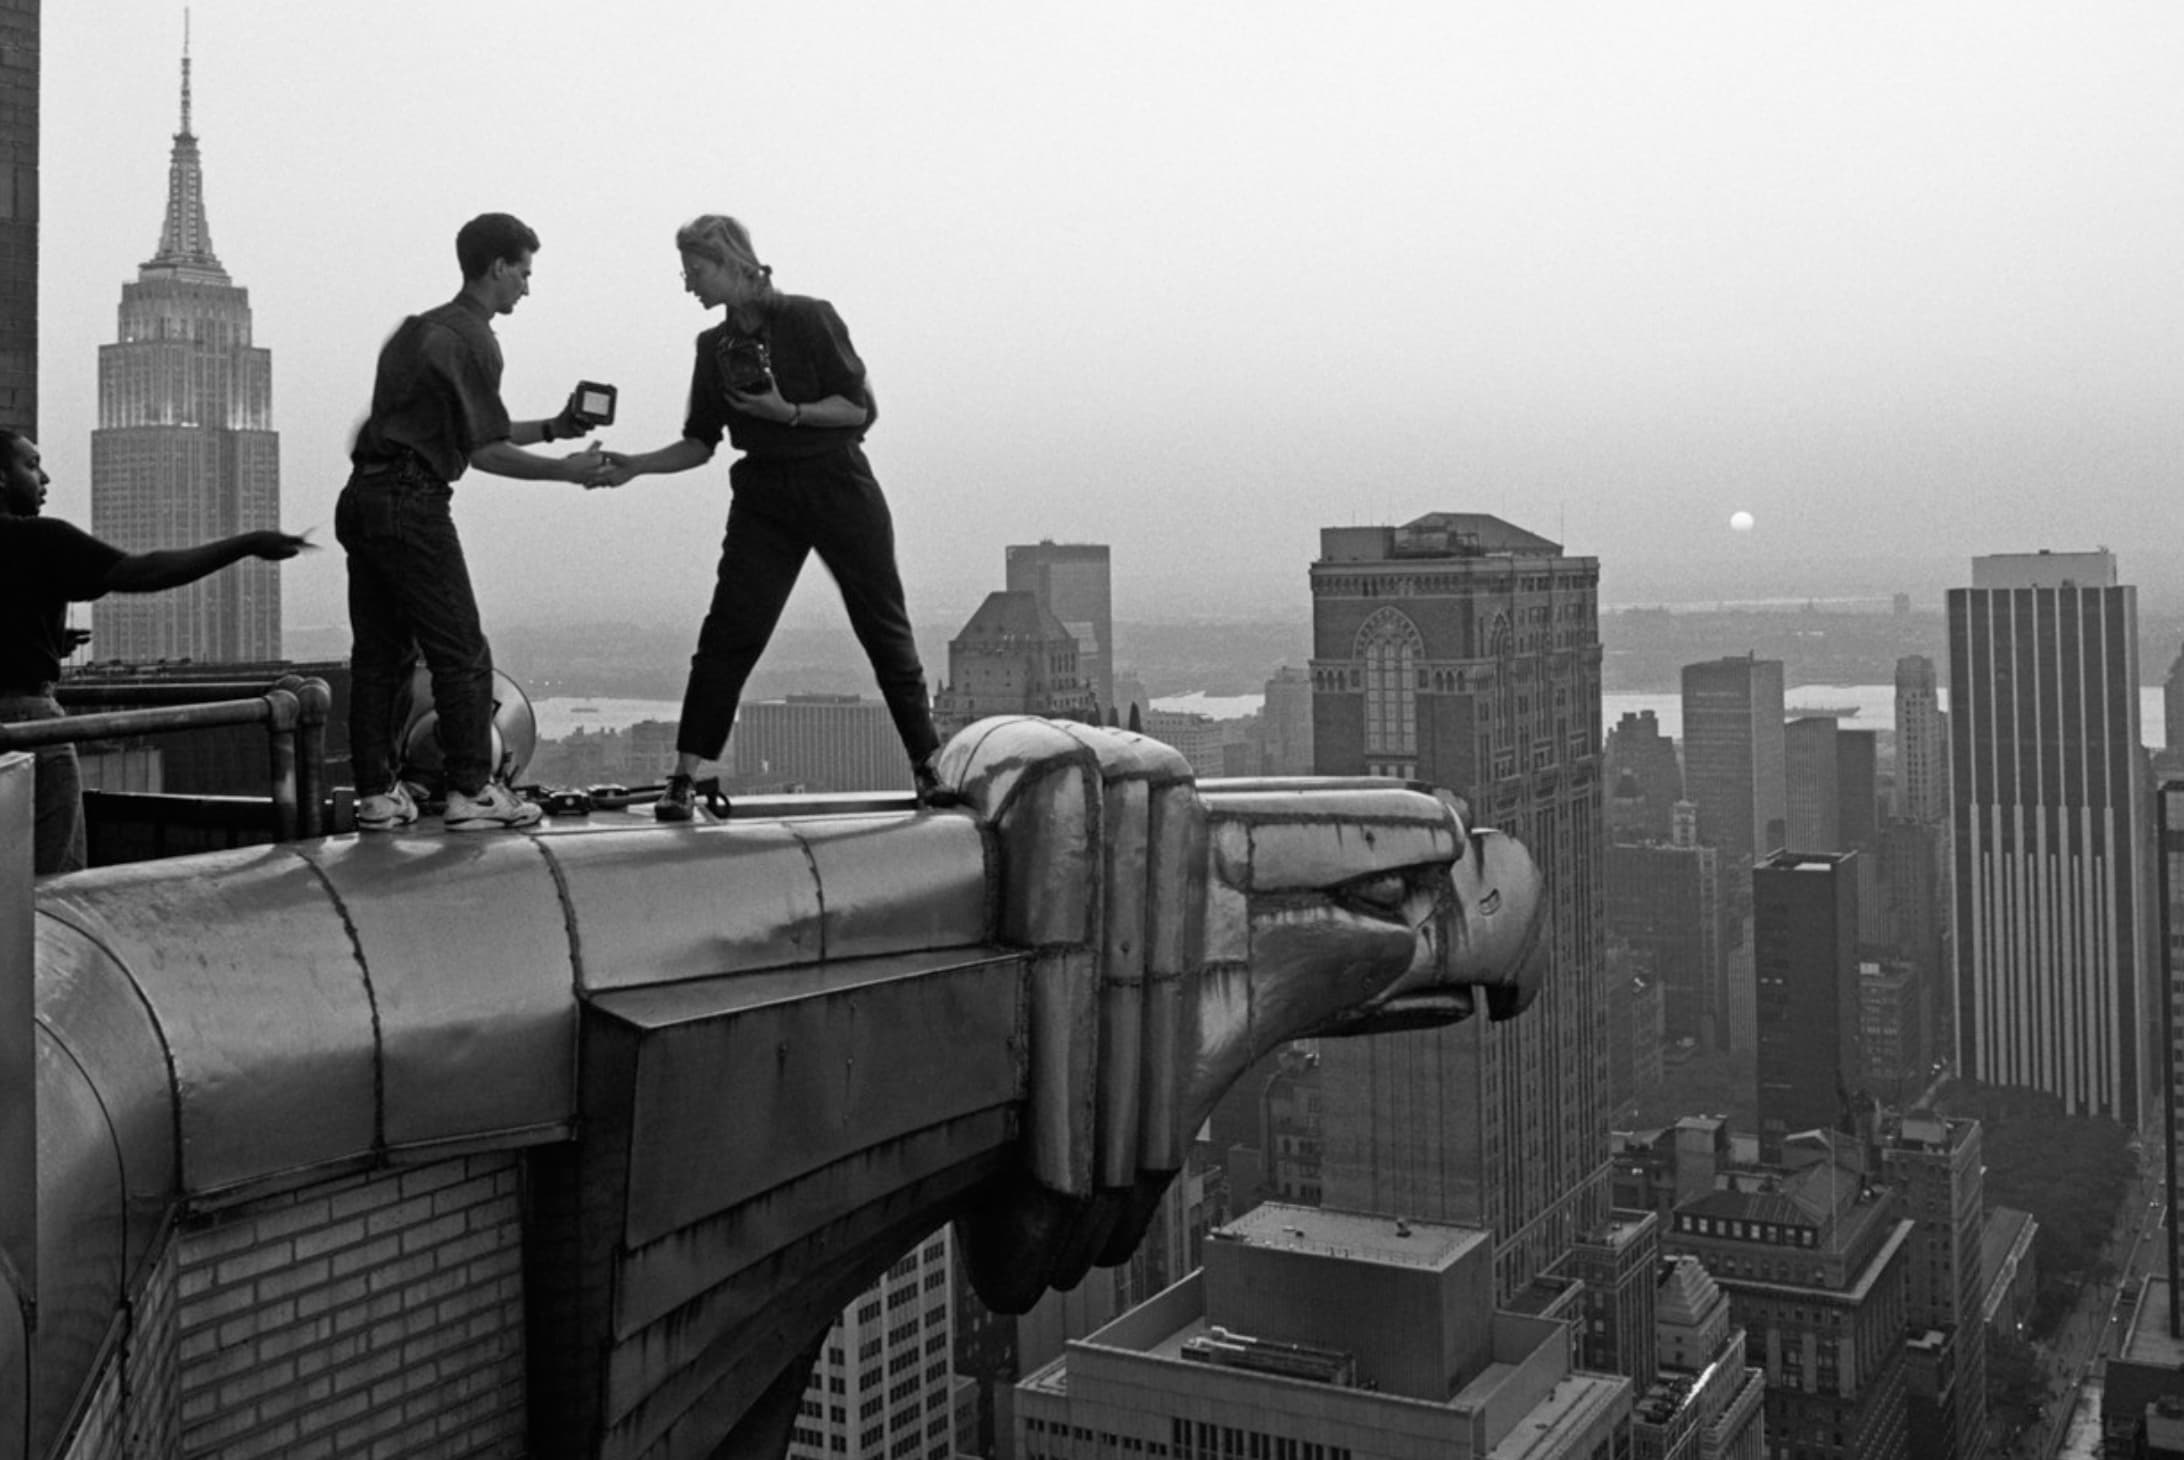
[603,215,949,820]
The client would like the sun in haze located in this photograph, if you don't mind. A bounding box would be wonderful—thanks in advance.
[1730,511,1755,533]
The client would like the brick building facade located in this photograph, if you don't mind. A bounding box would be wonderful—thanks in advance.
[1309,512,1609,1301]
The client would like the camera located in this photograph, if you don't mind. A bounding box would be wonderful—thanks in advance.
[569,381,617,428]
[720,335,775,395]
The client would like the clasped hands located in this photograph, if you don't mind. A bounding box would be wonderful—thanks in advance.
[564,444,639,491]
[544,391,639,490]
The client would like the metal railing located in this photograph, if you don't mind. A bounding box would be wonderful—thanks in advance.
[0,674,334,843]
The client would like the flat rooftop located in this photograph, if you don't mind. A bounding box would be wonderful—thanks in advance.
[1582,1211,1657,1251]
[1218,1205,1488,1271]
[2122,1276,2184,1368]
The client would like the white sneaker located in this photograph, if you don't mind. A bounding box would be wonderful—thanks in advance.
[356,781,420,831]
[444,781,545,832]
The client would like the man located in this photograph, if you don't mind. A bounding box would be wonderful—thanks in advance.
[340,212,611,833]
[0,428,309,874]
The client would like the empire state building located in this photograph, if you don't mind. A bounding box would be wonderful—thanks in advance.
[91,42,281,663]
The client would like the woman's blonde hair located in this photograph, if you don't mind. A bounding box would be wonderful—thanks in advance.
[676,214,773,287]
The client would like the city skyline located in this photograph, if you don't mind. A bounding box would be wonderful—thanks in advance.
[32,3,2184,639]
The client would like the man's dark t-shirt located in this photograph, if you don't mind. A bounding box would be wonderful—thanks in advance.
[0,517,124,690]
[683,294,874,460]
[351,293,513,484]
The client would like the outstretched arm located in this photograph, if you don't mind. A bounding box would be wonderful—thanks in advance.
[592,437,715,488]
[467,440,610,483]
[103,530,312,594]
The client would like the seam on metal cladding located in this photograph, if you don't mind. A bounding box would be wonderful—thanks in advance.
[30,1015,132,1309]
[1204,806,1447,830]
[36,904,184,1191]
[787,825,828,965]
[981,736,1102,831]
[1078,754,1106,948]
[298,854,385,1156]
[530,839,587,1126]
[52,1303,135,1460]
[976,822,1003,937]
[531,838,587,992]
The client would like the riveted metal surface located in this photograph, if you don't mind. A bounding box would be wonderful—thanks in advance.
[1095,776,1148,1188]
[1,754,31,1340]
[32,916,174,1285]
[1054,722,1189,781]
[787,814,990,961]
[297,835,578,1149]
[38,847,374,1195]
[545,822,825,990]
[1190,962,1255,1133]
[612,1108,1012,1338]
[1330,826,1547,1027]
[1026,946,1099,1195]
[991,749,1094,948]
[1202,786,1457,892]
[1202,820,1252,963]
[597,948,1024,1249]
[1137,779,1205,1171]
[30,1025,123,1460]
[1185,906,1420,1137]
[935,716,1083,828]
[1145,778,1208,976]
[0,1258,23,1460]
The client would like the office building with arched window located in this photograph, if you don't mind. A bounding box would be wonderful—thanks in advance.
[1306,513,1607,1303]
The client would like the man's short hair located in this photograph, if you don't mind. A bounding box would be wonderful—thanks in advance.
[455,213,541,281]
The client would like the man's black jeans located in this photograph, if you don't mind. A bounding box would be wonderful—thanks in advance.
[336,460,497,797]
[677,446,939,769]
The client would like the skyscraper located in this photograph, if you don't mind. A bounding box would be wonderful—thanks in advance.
[1879,1111,1987,1460]
[732,694,907,792]
[1257,665,1314,774]
[1602,708,1682,843]
[92,41,282,664]
[1949,550,2151,1123]
[2158,781,2184,1330]
[1754,850,1860,1161]
[0,1,35,432]
[930,590,1095,737]
[1893,655,1947,825]
[1680,656,1786,865]
[1005,541,1113,716]
[1606,829,1726,1050]
[1837,728,1878,850]
[2165,649,2184,766]
[1785,715,1842,851]
[788,1228,958,1460]
[1309,512,1607,1298]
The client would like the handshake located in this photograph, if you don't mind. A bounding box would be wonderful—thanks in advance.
[545,381,640,490]
[568,445,639,492]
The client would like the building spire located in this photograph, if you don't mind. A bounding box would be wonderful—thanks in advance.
[180,9,192,136]
[143,10,228,284]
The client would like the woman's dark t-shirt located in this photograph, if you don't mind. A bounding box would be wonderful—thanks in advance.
[682,294,874,460]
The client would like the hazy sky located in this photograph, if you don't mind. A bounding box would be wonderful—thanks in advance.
[36,3,2184,636]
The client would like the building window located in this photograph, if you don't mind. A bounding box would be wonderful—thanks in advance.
[1356,607,1422,757]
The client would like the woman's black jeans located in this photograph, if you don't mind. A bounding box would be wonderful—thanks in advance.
[677,446,939,770]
